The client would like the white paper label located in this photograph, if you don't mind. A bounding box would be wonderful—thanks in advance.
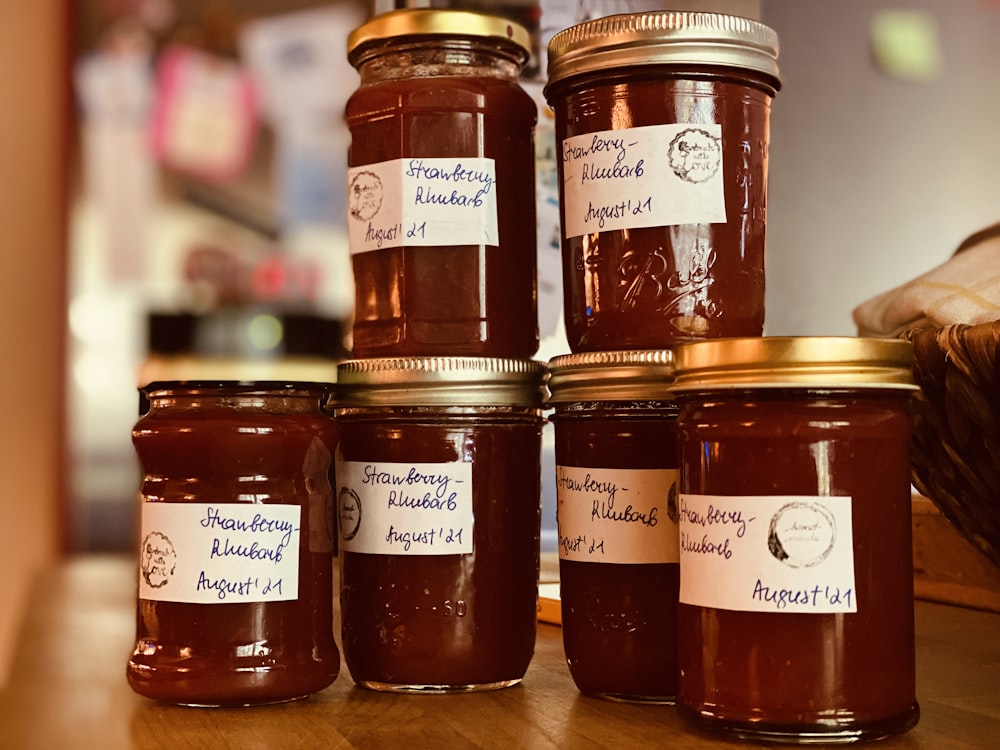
[138,503,301,604]
[347,157,499,253]
[679,495,858,614]
[560,123,726,238]
[556,466,679,564]
[336,460,474,555]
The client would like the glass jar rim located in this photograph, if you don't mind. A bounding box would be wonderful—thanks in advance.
[142,380,334,397]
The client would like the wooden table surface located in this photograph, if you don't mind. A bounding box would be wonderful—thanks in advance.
[0,556,998,750]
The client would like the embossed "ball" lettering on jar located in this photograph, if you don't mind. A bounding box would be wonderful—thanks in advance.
[544,12,781,352]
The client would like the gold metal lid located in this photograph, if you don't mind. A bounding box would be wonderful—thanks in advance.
[670,337,917,392]
[546,350,674,403]
[545,11,780,91]
[347,9,531,67]
[333,357,546,407]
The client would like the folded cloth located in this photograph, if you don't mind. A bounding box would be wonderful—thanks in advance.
[853,223,1000,336]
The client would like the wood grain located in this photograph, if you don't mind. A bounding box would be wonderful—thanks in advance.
[0,556,997,749]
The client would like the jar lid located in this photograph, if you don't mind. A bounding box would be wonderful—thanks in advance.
[333,357,546,407]
[546,350,674,403]
[347,9,531,67]
[670,337,917,392]
[545,11,780,90]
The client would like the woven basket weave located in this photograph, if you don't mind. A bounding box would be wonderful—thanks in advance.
[905,323,1000,571]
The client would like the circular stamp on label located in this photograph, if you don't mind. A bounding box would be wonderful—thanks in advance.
[767,501,837,569]
[348,170,383,222]
[668,128,722,184]
[666,481,679,524]
[140,531,176,589]
[338,486,362,542]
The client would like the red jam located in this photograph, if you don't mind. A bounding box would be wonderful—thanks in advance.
[547,351,679,702]
[127,382,339,706]
[332,357,545,691]
[345,10,538,358]
[671,338,920,743]
[544,12,780,352]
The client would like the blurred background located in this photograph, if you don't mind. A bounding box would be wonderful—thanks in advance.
[6,0,1000,683]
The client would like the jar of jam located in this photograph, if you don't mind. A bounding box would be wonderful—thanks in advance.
[544,12,781,352]
[546,350,679,702]
[345,9,539,358]
[127,381,340,706]
[331,357,546,691]
[671,337,920,743]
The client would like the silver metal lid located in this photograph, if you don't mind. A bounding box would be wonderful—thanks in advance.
[546,350,674,403]
[545,11,780,90]
[333,357,546,407]
[670,337,917,392]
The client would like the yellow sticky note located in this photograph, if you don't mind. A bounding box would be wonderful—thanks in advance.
[870,9,943,82]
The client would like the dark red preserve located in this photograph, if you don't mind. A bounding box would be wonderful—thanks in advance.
[127,381,339,706]
[331,357,546,691]
[671,337,920,743]
[345,9,539,358]
[544,12,781,352]
[546,350,679,703]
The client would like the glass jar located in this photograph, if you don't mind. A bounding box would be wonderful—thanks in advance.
[546,350,679,702]
[671,337,920,743]
[127,381,340,706]
[331,357,546,691]
[345,9,539,358]
[544,12,781,352]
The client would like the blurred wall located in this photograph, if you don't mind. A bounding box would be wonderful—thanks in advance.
[762,0,1000,334]
[0,2,70,684]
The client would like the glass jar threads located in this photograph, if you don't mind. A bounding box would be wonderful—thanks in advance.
[546,350,680,702]
[127,381,340,706]
[671,337,920,743]
[345,9,539,358]
[331,357,546,691]
[544,12,781,352]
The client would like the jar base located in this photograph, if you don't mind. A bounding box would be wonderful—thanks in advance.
[587,691,676,705]
[358,678,523,694]
[678,703,920,745]
[127,660,338,707]
[168,695,309,709]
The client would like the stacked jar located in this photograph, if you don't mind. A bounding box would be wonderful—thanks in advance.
[544,10,920,745]
[333,8,546,693]
[541,9,781,706]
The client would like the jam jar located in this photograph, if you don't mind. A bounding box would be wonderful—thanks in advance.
[670,337,920,743]
[127,381,340,706]
[546,350,679,702]
[331,357,546,691]
[345,9,539,358]
[544,12,781,352]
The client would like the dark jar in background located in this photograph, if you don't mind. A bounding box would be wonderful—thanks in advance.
[331,357,546,691]
[671,337,920,743]
[127,381,340,706]
[544,12,781,352]
[345,9,539,358]
[546,350,680,703]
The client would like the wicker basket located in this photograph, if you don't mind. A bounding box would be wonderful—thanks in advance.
[904,323,1000,571]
